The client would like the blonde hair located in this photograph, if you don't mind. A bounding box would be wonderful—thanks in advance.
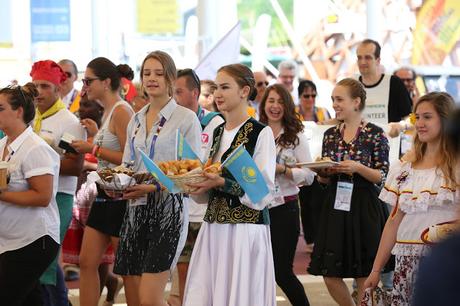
[411,92,457,187]
[140,51,176,97]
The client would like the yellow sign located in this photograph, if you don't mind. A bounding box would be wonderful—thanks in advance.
[137,0,179,34]
[412,0,460,65]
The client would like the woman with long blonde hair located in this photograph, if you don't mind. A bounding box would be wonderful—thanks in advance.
[114,51,201,306]
[364,92,458,305]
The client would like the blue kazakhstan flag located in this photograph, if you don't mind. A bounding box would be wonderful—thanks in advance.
[222,144,269,203]
[139,149,180,193]
[176,130,201,161]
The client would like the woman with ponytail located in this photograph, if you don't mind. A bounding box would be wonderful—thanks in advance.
[71,57,134,306]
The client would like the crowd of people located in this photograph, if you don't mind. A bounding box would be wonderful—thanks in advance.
[0,38,459,306]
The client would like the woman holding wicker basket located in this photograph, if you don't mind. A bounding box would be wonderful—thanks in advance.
[113,50,201,306]
[183,64,277,306]
[70,58,134,306]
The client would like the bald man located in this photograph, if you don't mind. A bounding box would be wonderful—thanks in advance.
[250,71,268,119]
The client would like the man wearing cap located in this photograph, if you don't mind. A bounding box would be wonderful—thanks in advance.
[30,60,86,305]
[58,59,81,113]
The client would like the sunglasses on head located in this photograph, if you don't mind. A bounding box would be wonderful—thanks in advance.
[256,81,269,87]
[9,85,27,104]
[178,68,200,88]
[82,77,100,86]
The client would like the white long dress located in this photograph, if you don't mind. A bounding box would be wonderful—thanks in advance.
[183,122,277,306]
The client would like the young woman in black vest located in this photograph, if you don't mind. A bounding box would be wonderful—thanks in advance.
[183,64,277,306]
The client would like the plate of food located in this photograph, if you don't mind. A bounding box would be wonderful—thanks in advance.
[421,220,459,245]
[157,159,221,193]
[296,157,339,169]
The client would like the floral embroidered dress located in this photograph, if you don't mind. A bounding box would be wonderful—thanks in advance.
[308,122,390,278]
[379,161,457,306]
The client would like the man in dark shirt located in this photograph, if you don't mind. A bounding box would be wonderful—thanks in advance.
[357,39,412,124]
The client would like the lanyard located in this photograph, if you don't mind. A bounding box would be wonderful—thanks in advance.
[197,105,205,122]
[129,115,167,162]
[337,120,364,161]
[70,89,78,103]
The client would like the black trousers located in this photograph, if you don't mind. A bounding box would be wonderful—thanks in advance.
[270,200,310,306]
[0,235,59,306]
[298,178,326,244]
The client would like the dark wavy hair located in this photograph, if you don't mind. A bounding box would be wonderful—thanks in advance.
[259,84,303,148]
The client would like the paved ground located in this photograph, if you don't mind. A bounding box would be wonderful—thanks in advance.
[67,236,353,305]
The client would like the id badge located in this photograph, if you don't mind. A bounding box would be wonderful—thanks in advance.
[272,183,284,206]
[334,181,353,212]
[129,195,147,207]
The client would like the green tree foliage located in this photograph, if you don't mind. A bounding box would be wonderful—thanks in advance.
[237,0,293,51]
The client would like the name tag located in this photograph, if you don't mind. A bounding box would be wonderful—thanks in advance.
[129,196,147,207]
[272,182,284,206]
[334,181,354,212]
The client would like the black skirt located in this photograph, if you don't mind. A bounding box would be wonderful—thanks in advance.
[308,176,388,278]
[86,185,128,237]
[114,191,186,276]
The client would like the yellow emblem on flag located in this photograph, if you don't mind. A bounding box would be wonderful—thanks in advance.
[242,166,257,183]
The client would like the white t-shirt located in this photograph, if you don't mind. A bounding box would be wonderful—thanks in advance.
[188,112,225,223]
[35,108,86,195]
[360,74,391,124]
[0,127,61,254]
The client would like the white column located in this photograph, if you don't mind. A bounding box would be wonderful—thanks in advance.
[367,0,381,41]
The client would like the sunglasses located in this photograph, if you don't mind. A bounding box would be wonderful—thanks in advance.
[178,68,200,88]
[256,81,269,87]
[82,77,100,86]
[302,94,317,99]
[399,78,415,82]
[64,72,73,78]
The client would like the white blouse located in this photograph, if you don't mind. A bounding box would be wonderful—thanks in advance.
[122,99,202,170]
[379,161,458,256]
[193,120,276,211]
[270,130,315,208]
[0,127,60,254]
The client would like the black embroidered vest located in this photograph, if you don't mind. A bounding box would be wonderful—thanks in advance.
[203,118,270,225]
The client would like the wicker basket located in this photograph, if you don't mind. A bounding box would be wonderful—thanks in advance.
[100,187,125,199]
[167,173,207,193]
